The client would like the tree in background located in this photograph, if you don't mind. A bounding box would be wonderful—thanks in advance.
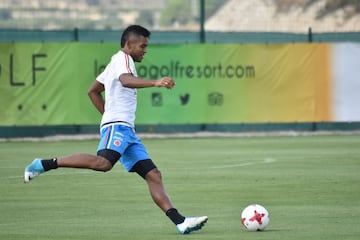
[159,0,229,28]
[136,10,156,29]
[274,0,360,18]
[317,0,360,19]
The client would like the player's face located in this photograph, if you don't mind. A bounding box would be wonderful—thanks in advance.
[129,36,148,62]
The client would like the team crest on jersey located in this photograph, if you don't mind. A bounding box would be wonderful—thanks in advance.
[114,140,121,147]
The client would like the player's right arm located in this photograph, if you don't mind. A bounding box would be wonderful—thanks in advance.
[88,80,105,115]
[120,73,175,89]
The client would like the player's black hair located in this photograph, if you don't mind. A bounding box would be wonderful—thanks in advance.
[120,25,151,48]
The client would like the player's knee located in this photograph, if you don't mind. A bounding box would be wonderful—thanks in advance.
[95,149,120,172]
[146,168,162,181]
[153,168,162,179]
[94,156,113,172]
[100,163,113,172]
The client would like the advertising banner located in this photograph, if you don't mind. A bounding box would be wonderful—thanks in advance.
[0,42,359,126]
[0,43,117,126]
[136,43,331,124]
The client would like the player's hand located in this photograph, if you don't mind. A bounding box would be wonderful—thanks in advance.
[156,77,176,89]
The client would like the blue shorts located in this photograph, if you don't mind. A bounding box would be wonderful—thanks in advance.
[97,124,150,172]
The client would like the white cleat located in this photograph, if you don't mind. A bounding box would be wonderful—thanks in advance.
[176,216,208,234]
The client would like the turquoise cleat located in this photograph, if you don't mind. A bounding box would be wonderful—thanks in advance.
[24,158,44,183]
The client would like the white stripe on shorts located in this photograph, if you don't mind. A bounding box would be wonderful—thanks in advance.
[106,125,116,149]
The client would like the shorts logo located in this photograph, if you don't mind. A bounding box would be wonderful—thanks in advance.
[114,140,121,147]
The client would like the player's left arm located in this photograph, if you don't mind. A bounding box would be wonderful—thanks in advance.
[88,80,105,115]
[119,73,175,89]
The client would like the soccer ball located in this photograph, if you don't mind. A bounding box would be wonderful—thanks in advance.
[241,204,270,231]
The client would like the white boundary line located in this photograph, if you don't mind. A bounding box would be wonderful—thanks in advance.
[1,130,360,142]
[210,158,276,169]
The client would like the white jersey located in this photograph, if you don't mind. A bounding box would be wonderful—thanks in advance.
[96,50,137,128]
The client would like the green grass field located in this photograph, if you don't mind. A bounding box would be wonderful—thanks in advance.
[0,134,359,240]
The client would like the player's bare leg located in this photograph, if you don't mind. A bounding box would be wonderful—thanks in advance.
[144,168,208,234]
[57,154,112,172]
[144,168,174,212]
[24,154,112,182]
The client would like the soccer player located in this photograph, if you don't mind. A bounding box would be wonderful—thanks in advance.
[24,25,207,234]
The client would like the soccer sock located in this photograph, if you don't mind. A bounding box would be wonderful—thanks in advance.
[166,208,186,225]
[41,158,58,171]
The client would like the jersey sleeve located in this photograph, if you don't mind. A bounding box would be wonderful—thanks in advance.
[96,52,135,84]
[96,70,106,84]
[119,53,134,76]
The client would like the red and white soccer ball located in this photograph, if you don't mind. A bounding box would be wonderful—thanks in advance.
[241,204,270,231]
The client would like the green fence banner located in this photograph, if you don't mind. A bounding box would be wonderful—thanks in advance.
[0,42,332,126]
[0,43,118,126]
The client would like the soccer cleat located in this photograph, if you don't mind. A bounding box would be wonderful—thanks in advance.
[24,158,44,183]
[176,216,208,234]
